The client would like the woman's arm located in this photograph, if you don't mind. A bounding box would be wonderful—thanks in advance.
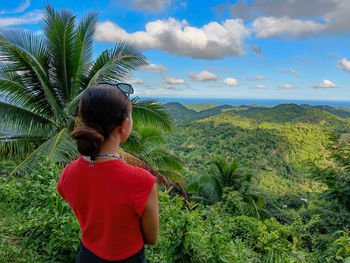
[141,184,159,245]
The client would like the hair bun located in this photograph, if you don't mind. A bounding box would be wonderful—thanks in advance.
[71,126,104,159]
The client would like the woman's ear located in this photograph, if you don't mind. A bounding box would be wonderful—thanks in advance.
[119,117,130,133]
[118,117,132,143]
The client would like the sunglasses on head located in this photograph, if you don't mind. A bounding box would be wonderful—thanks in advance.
[97,82,134,117]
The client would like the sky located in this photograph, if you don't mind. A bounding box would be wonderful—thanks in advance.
[1,0,350,100]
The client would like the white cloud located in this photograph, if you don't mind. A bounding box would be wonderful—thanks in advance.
[238,0,350,38]
[255,75,267,80]
[313,79,337,89]
[162,84,184,90]
[247,75,268,81]
[338,58,350,72]
[0,9,42,27]
[230,0,338,20]
[134,90,143,95]
[141,63,167,72]
[211,83,221,87]
[189,70,219,81]
[289,69,300,77]
[165,77,185,84]
[128,78,145,85]
[279,84,295,89]
[278,68,300,77]
[95,18,250,59]
[0,0,30,14]
[253,16,326,38]
[323,0,350,34]
[223,78,238,86]
[255,85,267,89]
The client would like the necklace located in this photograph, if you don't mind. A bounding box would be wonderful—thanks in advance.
[89,153,127,167]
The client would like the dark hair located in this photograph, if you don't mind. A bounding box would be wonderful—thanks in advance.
[71,83,131,160]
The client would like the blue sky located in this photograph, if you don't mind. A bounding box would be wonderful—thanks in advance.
[1,0,350,100]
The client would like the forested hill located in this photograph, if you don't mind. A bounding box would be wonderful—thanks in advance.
[313,105,350,118]
[165,101,350,195]
[164,102,350,132]
[163,102,197,122]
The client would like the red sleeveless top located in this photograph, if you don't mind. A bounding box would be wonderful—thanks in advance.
[57,156,156,261]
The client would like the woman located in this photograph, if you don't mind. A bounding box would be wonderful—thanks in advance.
[57,83,159,262]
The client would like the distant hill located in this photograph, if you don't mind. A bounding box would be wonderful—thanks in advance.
[164,102,350,132]
[183,103,217,112]
[312,105,350,119]
[196,105,236,119]
[167,103,350,181]
[246,104,342,124]
[164,102,197,122]
[227,105,270,117]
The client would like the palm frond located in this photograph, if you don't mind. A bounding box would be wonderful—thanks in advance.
[120,130,142,153]
[0,135,44,159]
[0,73,42,112]
[9,128,77,175]
[9,133,59,175]
[131,97,172,133]
[141,148,184,171]
[208,158,226,180]
[138,126,166,144]
[43,3,76,103]
[71,11,97,99]
[185,181,200,194]
[158,168,184,185]
[122,126,165,155]
[0,31,63,122]
[0,29,49,65]
[119,149,187,197]
[49,129,79,162]
[85,41,147,87]
[0,101,56,136]
[197,181,220,204]
[66,42,147,116]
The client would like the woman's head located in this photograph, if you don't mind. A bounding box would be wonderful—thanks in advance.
[71,83,133,159]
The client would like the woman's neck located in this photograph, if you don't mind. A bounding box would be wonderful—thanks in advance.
[98,133,121,156]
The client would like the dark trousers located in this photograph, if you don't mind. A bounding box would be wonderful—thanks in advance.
[75,242,147,263]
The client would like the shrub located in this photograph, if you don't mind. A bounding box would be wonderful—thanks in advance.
[0,158,80,262]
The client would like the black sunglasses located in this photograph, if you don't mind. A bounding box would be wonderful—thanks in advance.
[97,82,134,117]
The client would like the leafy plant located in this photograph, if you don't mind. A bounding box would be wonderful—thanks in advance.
[0,4,171,176]
[334,229,350,262]
[186,157,267,219]
[122,125,185,184]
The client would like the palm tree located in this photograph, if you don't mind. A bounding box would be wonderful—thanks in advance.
[186,157,267,218]
[0,5,172,179]
[122,125,185,185]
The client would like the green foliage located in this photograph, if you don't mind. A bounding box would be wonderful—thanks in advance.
[0,5,172,176]
[314,105,350,119]
[0,159,345,262]
[183,103,217,112]
[2,100,350,263]
[146,189,313,263]
[163,102,197,123]
[0,159,80,262]
[312,139,350,211]
[334,229,350,261]
[122,125,185,184]
[186,157,266,219]
[163,102,350,261]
